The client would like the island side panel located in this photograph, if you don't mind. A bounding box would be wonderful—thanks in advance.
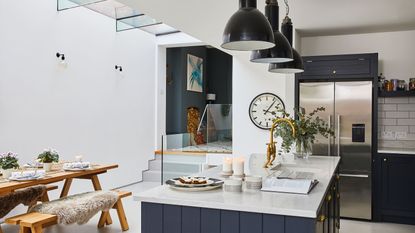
[142,202,163,233]
[182,206,201,233]
[221,210,240,233]
[141,203,320,233]
[164,205,182,233]
[263,214,284,233]
[240,212,263,233]
[201,208,221,233]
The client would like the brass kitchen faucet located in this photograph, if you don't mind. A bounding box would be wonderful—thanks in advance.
[264,118,296,168]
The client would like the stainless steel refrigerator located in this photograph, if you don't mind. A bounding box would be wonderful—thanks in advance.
[299,81,372,220]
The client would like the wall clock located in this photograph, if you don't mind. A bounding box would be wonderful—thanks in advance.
[249,93,285,130]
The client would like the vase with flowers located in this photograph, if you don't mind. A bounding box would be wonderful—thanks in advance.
[38,148,59,172]
[273,107,334,159]
[0,152,20,179]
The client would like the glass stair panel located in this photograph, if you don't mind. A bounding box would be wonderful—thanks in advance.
[57,0,180,36]
[140,23,181,36]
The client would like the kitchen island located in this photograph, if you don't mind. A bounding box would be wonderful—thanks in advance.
[135,154,341,233]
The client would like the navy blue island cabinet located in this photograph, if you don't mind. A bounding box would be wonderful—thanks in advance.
[377,153,415,225]
[141,177,340,233]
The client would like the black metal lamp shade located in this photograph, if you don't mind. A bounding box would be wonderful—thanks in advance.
[250,30,293,63]
[268,48,304,73]
[221,0,275,51]
[250,0,293,63]
[268,15,304,73]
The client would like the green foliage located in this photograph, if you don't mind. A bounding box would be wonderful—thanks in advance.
[0,152,19,170]
[38,149,59,163]
[273,107,334,153]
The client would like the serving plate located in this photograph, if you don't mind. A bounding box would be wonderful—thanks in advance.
[166,177,223,191]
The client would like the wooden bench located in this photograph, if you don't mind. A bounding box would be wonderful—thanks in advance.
[6,190,132,233]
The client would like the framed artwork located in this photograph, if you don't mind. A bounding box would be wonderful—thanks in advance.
[187,54,203,92]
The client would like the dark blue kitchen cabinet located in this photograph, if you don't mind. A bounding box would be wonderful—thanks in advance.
[379,153,415,225]
[299,53,378,79]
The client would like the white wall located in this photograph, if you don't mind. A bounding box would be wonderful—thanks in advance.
[121,0,289,159]
[300,30,415,82]
[0,0,156,190]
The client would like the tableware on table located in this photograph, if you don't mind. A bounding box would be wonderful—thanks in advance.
[224,179,242,192]
[8,170,46,181]
[166,177,223,191]
[245,176,263,190]
[63,162,91,171]
[173,176,214,187]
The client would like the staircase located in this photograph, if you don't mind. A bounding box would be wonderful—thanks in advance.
[142,153,207,183]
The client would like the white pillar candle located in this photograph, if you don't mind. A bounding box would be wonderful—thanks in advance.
[223,157,233,173]
[75,155,83,162]
[233,157,245,176]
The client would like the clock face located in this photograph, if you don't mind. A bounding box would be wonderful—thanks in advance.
[249,93,285,130]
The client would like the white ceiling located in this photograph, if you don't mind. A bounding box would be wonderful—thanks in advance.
[120,0,415,38]
[289,0,415,37]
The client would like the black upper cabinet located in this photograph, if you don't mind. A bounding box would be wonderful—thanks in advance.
[300,53,378,79]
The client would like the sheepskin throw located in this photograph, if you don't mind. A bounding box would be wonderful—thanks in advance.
[30,191,118,225]
[0,185,46,218]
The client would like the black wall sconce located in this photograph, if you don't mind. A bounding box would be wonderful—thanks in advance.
[56,52,65,61]
[115,65,123,72]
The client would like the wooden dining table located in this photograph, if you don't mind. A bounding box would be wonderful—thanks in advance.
[0,163,119,225]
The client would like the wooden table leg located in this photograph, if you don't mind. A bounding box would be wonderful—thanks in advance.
[90,175,113,225]
[60,178,73,198]
[0,225,3,233]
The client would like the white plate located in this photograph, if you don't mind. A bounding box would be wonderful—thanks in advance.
[168,184,223,192]
[174,179,214,187]
[63,167,91,171]
[8,176,44,181]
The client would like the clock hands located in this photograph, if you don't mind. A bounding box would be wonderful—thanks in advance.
[263,100,276,115]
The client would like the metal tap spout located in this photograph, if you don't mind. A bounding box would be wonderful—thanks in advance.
[264,118,296,168]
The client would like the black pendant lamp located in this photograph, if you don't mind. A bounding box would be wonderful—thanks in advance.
[269,2,304,73]
[222,0,275,51]
[250,0,293,63]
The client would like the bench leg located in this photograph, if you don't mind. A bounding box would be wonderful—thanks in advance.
[91,175,113,225]
[41,192,50,202]
[115,200,129,231]
[98,211,110,228]
[0,225,3,233]
[60,178,73,198]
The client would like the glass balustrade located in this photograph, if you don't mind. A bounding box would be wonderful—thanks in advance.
[161,104,232,183]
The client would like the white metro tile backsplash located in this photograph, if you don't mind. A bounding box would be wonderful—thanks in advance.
[378,97,415,149]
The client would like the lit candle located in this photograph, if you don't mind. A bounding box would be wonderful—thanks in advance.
[223,157,233,173]
[233,157,245,176]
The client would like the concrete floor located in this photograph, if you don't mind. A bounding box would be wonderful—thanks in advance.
[2,182,415,233]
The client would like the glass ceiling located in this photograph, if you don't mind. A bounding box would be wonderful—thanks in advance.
[57,0,180,36]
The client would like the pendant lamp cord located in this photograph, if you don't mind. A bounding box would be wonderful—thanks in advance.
[284,0,289,16]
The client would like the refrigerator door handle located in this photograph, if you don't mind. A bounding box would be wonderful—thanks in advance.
[337,114,341,156]
[339,174,369,178]
[328,115,331,156]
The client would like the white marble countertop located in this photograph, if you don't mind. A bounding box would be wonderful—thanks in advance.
[378,148,415,155]
[134,154,340,218]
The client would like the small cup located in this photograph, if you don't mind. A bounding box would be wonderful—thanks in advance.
[245,176,262,190]
[224,179,242,192]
